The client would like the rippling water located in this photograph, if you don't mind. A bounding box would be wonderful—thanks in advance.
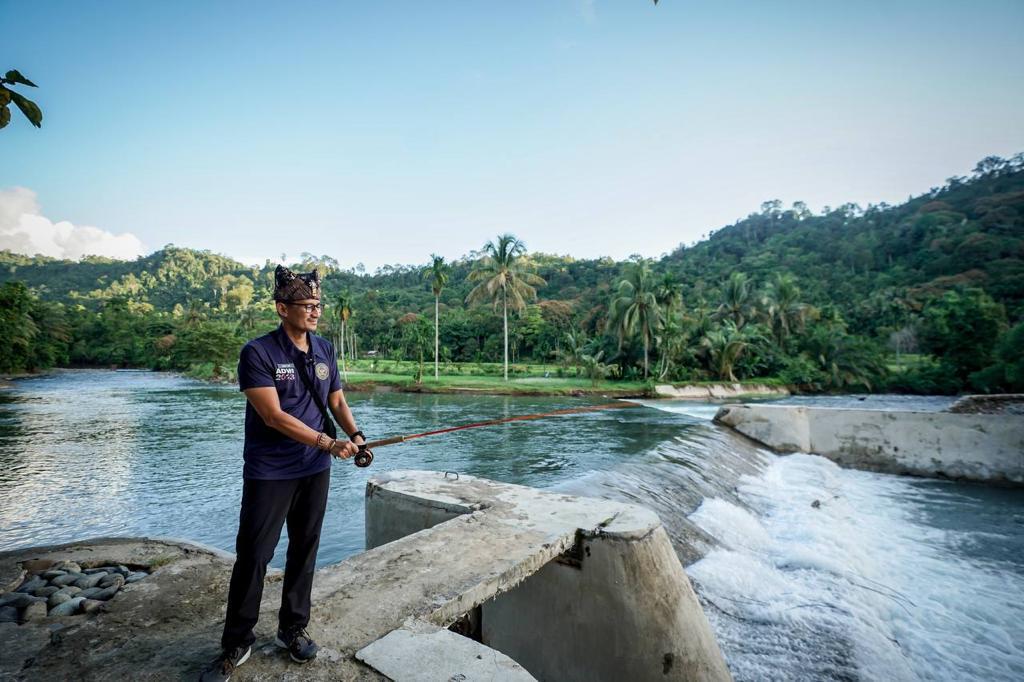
[1,370,1021,680]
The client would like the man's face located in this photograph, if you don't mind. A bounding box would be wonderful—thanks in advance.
[276,298,323,332]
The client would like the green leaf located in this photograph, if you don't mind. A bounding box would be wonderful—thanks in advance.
[0,105,10,129]
[9,90,42,128]
[0,87,9,106]
[4,70,38,87]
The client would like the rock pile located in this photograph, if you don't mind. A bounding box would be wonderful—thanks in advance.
[0,560,149,624]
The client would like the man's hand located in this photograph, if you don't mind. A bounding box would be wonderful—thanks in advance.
[329,439,360,460]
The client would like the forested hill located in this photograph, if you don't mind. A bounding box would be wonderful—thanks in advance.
[3,154,1022,325]
[1,153,1021,393]
[667,154,1023,326]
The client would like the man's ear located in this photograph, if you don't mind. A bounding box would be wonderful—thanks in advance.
[275,301,288,319]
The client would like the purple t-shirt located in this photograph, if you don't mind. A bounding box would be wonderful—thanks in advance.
[238,325,342,480]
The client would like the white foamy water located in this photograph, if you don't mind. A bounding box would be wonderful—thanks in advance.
[687,454,1024,681]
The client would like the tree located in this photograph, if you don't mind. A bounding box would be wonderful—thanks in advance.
[700,321,750,382]
[466,234,546,380]
[335,291,353,379]
[761,273,813,346]
[0,281,40,372]
[715,272,755,329]
[608,260,663,378]
[424,254,451,379]
[919,288,1006,381]
[0,70,42,130]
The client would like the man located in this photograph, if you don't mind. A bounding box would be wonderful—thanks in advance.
[200,265,366,681]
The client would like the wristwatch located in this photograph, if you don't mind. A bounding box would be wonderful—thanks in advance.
[350,430,366,442]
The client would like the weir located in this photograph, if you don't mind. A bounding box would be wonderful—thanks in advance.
[714,403,1024,485]
[0,470,731,681]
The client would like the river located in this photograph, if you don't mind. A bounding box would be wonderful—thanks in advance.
[0,370,1021,680]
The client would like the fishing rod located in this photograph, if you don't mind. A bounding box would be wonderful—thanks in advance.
[347,400,644,467]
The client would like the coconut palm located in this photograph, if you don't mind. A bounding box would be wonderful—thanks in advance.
[466,234,546,381]
[761,273,813,345]
[608,260,663,379]
[700,321,749,382]
[424,254,451,379]
[335,291,353,379]
[715,272,754,329]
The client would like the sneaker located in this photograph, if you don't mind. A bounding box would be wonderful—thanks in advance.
[198,645,251,682]
[274,626,319,663]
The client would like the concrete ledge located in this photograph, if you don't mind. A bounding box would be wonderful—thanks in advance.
[655,383,789,400]
[0,473,733,680]
[356,618,536,681]
[714,404,1024,484]
[368,471,732,681]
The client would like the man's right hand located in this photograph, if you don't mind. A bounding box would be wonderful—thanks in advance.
[330,439,360,460]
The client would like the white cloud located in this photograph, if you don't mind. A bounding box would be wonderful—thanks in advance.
[0,187,146,261]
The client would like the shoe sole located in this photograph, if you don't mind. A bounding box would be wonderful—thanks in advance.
[274,636,316,664]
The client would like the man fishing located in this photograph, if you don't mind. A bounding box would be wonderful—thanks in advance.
[200,265,366,681]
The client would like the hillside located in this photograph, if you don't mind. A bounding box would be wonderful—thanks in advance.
[1,153,1021,393]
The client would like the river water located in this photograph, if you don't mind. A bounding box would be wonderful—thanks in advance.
[1,370,1021,680]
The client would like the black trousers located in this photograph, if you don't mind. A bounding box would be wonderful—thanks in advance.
[221,468,330,650]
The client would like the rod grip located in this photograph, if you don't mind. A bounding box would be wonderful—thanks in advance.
[365,435,406,449]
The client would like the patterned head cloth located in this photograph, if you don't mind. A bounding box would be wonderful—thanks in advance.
[274,265,321,302]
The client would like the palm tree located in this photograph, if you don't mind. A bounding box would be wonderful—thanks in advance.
[761,273,812,346]
[466,234,546,381]
[335,291,353,379]
[424,254,451,379]
[700,321,749,382]
[715,272,754,329]
[608,260,663,379]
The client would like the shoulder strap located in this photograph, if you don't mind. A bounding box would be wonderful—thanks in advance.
[297,357,338,440]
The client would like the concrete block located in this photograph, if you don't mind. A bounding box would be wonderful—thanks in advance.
[356,619,536,681]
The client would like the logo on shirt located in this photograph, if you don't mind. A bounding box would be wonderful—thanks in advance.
[315,362,330,381]
[275,363,296,381]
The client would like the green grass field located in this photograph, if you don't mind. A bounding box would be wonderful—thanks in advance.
[340,370,652,396]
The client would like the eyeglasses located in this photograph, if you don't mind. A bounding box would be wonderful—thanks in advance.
[286,302,325,313]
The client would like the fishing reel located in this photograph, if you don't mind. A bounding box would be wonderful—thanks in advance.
[354,445,374,468]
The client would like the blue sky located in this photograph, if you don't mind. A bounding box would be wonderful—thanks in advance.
[3,0,1023,268]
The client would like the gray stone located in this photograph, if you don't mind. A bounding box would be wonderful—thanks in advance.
[16,576,47,593]
[80,599,105,615]
[32,586,59,598]
[51,572,84,587]
[0,592,46,609]
[98,574,124,590]
[115,565,131,577]
[73,572,106,589]
[0,605,19,623]
[125,571,148,583]
[21,600,47,622]
[52,561,81,574]
[42,570,66,579]
[89,585,120,601]
[47,587,81,608]
[48,597,85,617]
[48,591,71,608]
[78,587,103,599]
